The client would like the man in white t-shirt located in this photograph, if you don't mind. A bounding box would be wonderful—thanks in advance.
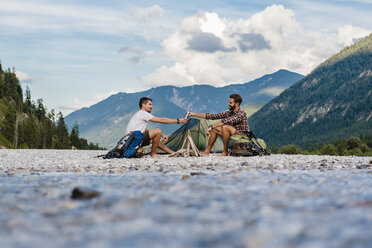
[125,97,187,157]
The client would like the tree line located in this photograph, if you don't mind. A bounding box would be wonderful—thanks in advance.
[0,63,104,149]
[271,135,372,156]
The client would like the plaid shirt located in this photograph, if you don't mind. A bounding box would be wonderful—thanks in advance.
[206,108,250,134]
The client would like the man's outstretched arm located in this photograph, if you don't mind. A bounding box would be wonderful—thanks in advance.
[149,117,187,124]
[191,111,229,120]
[190,112,206,118]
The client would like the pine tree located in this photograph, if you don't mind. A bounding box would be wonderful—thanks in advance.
[70,121,81,149]
[19,114,37,148]
[35,98,46,121]
[0,63,4,99]
[55,112,69,149]
[24,86,32,114]
[3,104,17,144]
[3,69,23,108]
[43,109,55,149]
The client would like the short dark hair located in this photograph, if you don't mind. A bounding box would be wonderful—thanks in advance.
[139,97,152,109]
[230,94,242,106]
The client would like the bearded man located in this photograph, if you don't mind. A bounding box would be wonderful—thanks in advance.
[190,94,250,156]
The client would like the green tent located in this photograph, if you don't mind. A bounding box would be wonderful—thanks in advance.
[143,116,268,156]
[164,117,223,153]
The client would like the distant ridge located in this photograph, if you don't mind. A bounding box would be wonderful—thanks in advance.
[66,70,303,148]
[249,33,372,149]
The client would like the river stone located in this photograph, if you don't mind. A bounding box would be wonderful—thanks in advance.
[71,187,100,200]
[191,172,206,176]
[356,164,369,169]
[182,175,191,180]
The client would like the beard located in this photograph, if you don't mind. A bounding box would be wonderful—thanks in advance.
[229,105,234,111]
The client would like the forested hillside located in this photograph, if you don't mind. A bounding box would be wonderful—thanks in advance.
[249,33,372,149]
[0,63,102,149]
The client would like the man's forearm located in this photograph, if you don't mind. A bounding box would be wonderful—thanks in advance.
[150,117,184,124]
[156,118,179,124]
[192,113,207,118]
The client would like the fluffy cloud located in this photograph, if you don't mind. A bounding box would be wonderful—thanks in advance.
[238,33,271,52]
[59,90,118,114]
[141,5,370,87]
[15,70,34,84]
[129,5,165,22]
[187,32,235,53]
[337,25,371,45]
[0,1,170,39]
[118,46,153,64]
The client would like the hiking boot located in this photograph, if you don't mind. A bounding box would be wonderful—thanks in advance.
[231,142,245,156]
[240,143,247,149]
[232,142,240,150]
[230,142,255,156]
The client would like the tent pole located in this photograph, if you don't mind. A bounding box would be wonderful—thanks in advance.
[187,135,190,156]
[187,131,200,157]
[181,133,188,149]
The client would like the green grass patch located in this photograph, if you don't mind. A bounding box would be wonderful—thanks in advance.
[0,133,13,148]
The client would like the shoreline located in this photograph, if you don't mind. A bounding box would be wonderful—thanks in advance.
[1,149,371,175]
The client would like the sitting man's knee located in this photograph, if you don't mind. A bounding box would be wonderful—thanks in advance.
[149,128,162,139]
[153,128,162,135]
[222,125,230,131]
[222,124,235,134]
[210,127,218,133]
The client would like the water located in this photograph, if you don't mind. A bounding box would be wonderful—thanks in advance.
[1,170,371,248]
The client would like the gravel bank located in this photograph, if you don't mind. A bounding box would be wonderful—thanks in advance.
[0,150,371,248]
[0,149,371,174]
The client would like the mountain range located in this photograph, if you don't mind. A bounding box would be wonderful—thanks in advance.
[249,33,372,149]
[65,69,303,148]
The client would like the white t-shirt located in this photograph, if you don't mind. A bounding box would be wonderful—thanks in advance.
[125,110,153,135]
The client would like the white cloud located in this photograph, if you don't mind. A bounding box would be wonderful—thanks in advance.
[129,5,165,22]
[0,1,115,20]
[199,12,226,37]
[141,5,370,88]
[118,46,144,64]
[118,46,143,54]
[94,90,118,103]
[59,98,83,111]
[124,5,172,41]
[124,88,135,94]
[0,0,120,34]
[60,90,118,114]
[142,63,195,86]
[15,70,34,84]
[0,1,171,39]
[337,25,371,45]
[118,46,154,64]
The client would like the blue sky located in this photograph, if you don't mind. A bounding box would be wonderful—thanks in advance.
[0,0,371,115]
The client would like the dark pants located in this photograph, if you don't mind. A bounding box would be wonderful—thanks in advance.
[141,130,151,147]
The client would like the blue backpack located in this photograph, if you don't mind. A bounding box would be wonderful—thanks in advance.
[102,131,143,159]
